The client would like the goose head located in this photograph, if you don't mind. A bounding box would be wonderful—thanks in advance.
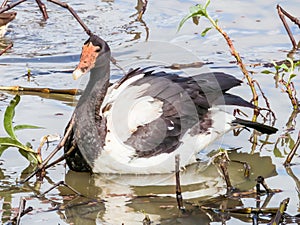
[73,34,111,80]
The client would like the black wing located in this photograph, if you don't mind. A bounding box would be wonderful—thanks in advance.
[123,70,245,158]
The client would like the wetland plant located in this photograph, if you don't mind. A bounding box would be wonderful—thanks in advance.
[0,95,42,164]
[178,0,261,119]
[262,58,299,111]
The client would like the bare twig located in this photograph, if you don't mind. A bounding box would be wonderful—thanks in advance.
[256,176,273,194]
[44,144,75,170]
[213,151,233,192]
[267,198,289,225]
[0,43,13,56]
[21,114,75,183]
[231,159,251,178]
[277,5,298,49]
[284,130,300,166]
[0,85,81,95]
[38,180,83,197]
[0,0,27,14]
[175,154,185,212]
[0,0,9,8]
[253,80,277,120]
[35,0,48,20]
[216,26,260,119]
[47,0,92,35]
[137,0,148,21]
[16,197,26,225]
[9,198,33,225]
[278,78,299,110]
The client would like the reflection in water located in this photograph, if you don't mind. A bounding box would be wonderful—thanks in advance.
[59,151,276,225]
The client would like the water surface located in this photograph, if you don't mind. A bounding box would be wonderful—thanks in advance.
[0,0,299,224]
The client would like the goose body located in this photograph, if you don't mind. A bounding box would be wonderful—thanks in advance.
[64,34,277,174]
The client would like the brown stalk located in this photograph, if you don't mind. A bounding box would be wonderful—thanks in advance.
[21,114,75,183]
[284,130,300,166]
[47,0,92,36]
[278,78,299,110]
[0,85,81,95]
[0,0,27,14]
[35,0,48,20]
[175,154,185,212]
[0,0,8,8]
[267,198,289,225]
[277,5,299,49]
[213,24,259,120]
[0,43,13,56]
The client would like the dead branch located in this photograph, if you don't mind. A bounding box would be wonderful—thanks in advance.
[284,130,300,166]
[0,0,27,14]
[0,85,81,95]
[47,0,92,36]
[0,43,13,56]
[256,176,273,194]
[35,0,48,20]
[21,114,75,183]
[277,5,299,49]
[175,154,185,212]
[1,0,9,8]
[267,198,289,225]
[38,180,83,197]
[8,197,33,225]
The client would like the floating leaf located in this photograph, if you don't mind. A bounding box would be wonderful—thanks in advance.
[261,70,274,75]
[4,95,20,139]
[14,124,43,131]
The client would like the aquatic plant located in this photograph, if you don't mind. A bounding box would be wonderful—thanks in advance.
[262,58,299,110]
[178,0,273,121]
[0,95,42,164]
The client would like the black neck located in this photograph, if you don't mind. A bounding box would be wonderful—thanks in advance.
[73,59,110,168]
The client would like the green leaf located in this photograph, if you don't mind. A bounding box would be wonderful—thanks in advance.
[261,70,274,75]
[0,137,39,164]
[0,137,34,152]
[18,149,39,164]
[273,146,284,158]
[178,4,208,31]
[204,0,211,10]
[201,27,212,36]
[286,57,294,70]
[4,95,20,139]
[289,73,297,80]
[278,63,289,72]
[14,124,44,131]
[0,145,9,157]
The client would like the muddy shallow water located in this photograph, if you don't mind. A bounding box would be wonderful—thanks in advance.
[0,0,299,224]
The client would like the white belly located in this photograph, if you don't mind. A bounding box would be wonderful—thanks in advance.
[93,108,235,174]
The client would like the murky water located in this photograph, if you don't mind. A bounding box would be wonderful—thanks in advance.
[0,0,299,224]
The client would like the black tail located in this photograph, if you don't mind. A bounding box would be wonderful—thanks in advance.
[232,118,278,135]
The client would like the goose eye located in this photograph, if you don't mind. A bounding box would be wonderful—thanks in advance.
[95,47,101,53]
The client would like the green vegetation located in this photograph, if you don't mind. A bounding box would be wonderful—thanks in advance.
[262,58,299,110]
[178,0,261,120]
[0,95,42,164]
